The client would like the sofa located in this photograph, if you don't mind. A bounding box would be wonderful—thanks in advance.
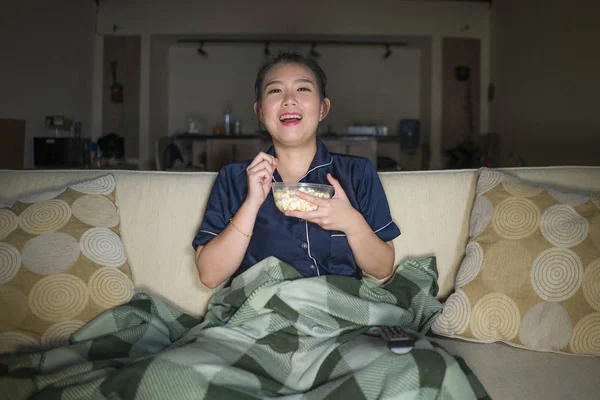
[1,166,599,399]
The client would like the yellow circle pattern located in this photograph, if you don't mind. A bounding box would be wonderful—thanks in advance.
[471,293,520,341]
[0,332,39,354]
[72,195,119,228]
[432,289,471,336]
[0,243,21,284]
[28,274,89,322]
[0,209,18,240]
[583,259,600,312]
[41,320,85,349]
[570,313,600,355]
[88,268,134,308]
[493,197,540,240]
[19,200,71,234]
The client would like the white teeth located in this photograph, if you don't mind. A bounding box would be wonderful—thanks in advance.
[279,115,302,121]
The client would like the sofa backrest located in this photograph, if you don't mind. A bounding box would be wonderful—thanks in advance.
[2,166,599,316]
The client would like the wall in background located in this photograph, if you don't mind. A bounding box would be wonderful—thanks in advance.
[168,44,421,138]
[0,0,96,168]
[97,0,490,169]
[491,0,600,166]
[97,0,489,38]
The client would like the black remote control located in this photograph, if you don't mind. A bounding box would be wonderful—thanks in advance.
[378,325,415,354]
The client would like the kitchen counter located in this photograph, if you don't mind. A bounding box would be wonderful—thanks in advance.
[166,134,265,140]
[319,135,402,142]
[157,134,418,172]
[167,133,401,141]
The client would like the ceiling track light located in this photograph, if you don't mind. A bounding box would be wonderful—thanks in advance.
[309,42,320,58]
[382,44,392,60]
[181,39,408,59]
[197,41,207,57]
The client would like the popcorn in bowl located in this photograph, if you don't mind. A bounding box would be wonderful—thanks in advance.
[272,183,334,212]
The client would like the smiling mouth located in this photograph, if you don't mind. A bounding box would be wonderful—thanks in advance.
[279,114,302,126]
[279,114,302,122]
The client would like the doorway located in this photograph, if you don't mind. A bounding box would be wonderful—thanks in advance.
[442,37,481,153]
[102,36,141,160]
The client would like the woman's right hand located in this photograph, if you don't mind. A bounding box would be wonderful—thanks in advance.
[245,152,278,209]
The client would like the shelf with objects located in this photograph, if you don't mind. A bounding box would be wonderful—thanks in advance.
[156,131,427,172]
[155,134,269,172]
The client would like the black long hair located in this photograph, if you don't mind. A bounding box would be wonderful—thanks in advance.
[254,52,328,108]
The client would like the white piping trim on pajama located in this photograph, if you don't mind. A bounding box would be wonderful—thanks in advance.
[305,221,320,276]
[330,220,394,237]
[374,220,393,233]
[298,157,333,182]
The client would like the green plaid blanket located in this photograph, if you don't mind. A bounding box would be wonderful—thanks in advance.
[0,256,488,399]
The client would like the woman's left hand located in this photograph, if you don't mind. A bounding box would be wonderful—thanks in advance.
[284,174,361,234]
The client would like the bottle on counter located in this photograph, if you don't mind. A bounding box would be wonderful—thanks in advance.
[224,106,232,136]
[89,142,97,168]
[96,145,103,168]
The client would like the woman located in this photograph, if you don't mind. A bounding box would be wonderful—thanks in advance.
[193,52,400,288]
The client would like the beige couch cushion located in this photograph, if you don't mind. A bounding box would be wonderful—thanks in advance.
[380,170,478,299]
[113,172,216,315]
[432,336,600,400]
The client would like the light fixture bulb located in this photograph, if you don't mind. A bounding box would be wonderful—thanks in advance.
[309,42,320,58]
[382,44,392,59]
[197,41,207,57]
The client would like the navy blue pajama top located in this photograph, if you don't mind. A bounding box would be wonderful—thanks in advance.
[192,140,400,281]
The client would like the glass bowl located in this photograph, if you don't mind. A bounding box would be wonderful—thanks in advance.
[272,183,334,212]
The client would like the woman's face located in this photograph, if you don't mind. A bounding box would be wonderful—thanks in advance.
[254,63,330,147]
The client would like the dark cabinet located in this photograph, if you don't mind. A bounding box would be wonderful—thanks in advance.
[205,139,265,171]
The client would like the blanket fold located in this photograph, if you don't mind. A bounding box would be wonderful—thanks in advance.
[1,256,488,399]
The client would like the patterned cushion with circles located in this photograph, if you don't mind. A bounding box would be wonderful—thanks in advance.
[433,168,600,356]
[0,175,134,354]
